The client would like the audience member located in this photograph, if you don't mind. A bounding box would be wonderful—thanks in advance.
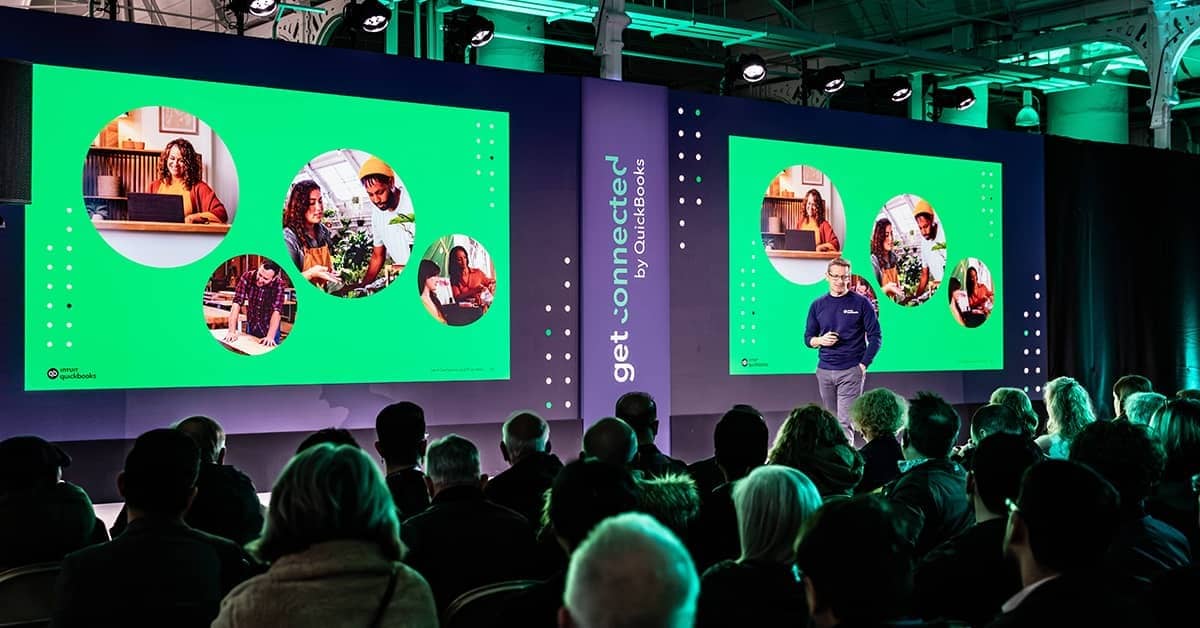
[633,466,701,543]
[495,459,639,628]
[0,436,107,570]
[768,404,864,498]
[1176,388,1200,401]
[560,512,698,628]
[616,391,689,478]
[110,417,264,544]
[882,392,973,558]
[986,460,1142,627]
[296,427,360,453]
[988,387,1040,437]
[580,417,637,468]
[485,411,563,526]
[400,434,536,612]
[1147,397,1200,549]
[1070,420,1190,583]
[374,401,431,520]
[212,444,436,627]
[51,429,255,628]
[696,466,820,628]
[688,404,763,497]
[691,404,770,569]
[915,434,1042,626]
[1112,374,1153,421]
[1152,476,1200,628]
[953,404,1026,471]
[850,388,906,493]
[1124,391,1167,426]
[794,495,918,627]
[1036,376,1095,459]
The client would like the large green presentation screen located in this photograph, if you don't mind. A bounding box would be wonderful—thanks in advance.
[26,65,510,391]
[729,135,1003,374]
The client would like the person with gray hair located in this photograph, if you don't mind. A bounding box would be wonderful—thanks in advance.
[1124,391,1167,426]
[1036,376,1097,459]
[485,411,564,525]
[213,444,436,628]
[561,512,699,628]
[401,434,537,613]
[696,465,821,628]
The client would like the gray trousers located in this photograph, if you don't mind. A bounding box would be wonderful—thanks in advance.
[816,366,865,442]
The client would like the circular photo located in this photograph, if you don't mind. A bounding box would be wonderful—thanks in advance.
[760,165,846,285]
[868,194,947,307]
[947,258,995,328]
[849,274,880,317]
[416,235,497,326]
[282,149,415,298]
[202,255,297,355]
[83,106,239,267]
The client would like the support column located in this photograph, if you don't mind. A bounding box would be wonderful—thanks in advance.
[1047,82,1129,144]
[476,9,545,72]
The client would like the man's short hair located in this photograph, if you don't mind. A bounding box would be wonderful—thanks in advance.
[851,388,906,438]
[296,428,360,454]
[175,415,224,464]
[795,495,912,624]
[547,459,639,550]
[375,401,426,464]
[713,405,769,477]
[502,411,550,460]
[252,443,401,563]
[615,392,657,433]
[989,387,1040,436]
[903,392,961,459]
[564,512,698,628]
[0,436,71,494]
[1113,375,1153,408]
[583,418,638,466]
[827,257,851,272]
[122,429,200,515]
[972,433,1043,515]
[1012,460,1120,573]
[733,465,821,563]
[970,404,1026,443]
[425,434,480,486]
[1069,420,1165,507]
[1124,392,1167,426]
[260,260,281,273]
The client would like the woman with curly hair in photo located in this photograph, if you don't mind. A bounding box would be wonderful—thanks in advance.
[869,219,903,301]
[282,179,339,289]
[148,137,228,224]
[767,404,864,499]
[796,189,840,252]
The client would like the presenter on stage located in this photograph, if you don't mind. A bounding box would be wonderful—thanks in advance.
[805,258,882,443]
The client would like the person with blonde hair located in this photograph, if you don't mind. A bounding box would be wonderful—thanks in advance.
[851,388,906,494]
[213,444,436,628]
[696,465,820,627]
[1036,376,1096,459]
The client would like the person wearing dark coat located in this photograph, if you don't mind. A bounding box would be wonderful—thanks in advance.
[769,405,864,499]
[483,412,564,526]
[850,388,907,494]
[375,401,432,520]
[616,391,689,478]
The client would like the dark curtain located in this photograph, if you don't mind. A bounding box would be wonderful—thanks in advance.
[1045,136,1200,417]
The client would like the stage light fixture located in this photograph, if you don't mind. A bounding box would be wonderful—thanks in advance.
[872,76,912,103]
[816,67,845,93]
[350,0,391,34]
[1015,90,1041,129]
[464,14,495,48]
[932,85,976,111]
[247,0,277,17]
[738,54,767,83]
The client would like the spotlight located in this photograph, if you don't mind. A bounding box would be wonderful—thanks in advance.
[247,0,277,17]
[349,0,391,34]
[880,76,912,102]
[932,85,976,110]
[816,67,845,93]
[1015,90,1041,129]
[463,14,495,48]
[738,54,767,83]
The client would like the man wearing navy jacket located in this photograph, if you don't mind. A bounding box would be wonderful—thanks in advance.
[805,257,883,443]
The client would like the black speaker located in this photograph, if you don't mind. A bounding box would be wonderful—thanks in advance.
[0,59,32,204]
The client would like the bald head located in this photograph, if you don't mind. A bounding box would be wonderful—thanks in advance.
[615,392,657,442]
[175,415,224,464]
[501,411,550,464]
[583,417,637,467]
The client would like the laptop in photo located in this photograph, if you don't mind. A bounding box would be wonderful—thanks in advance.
[784,229,817,251]
[127,192,185,223]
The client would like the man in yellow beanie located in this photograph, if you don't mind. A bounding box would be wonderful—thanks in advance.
[358,156,415,286]
[913,199,945,296]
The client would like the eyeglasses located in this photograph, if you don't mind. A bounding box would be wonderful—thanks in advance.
[827,273,851,282]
